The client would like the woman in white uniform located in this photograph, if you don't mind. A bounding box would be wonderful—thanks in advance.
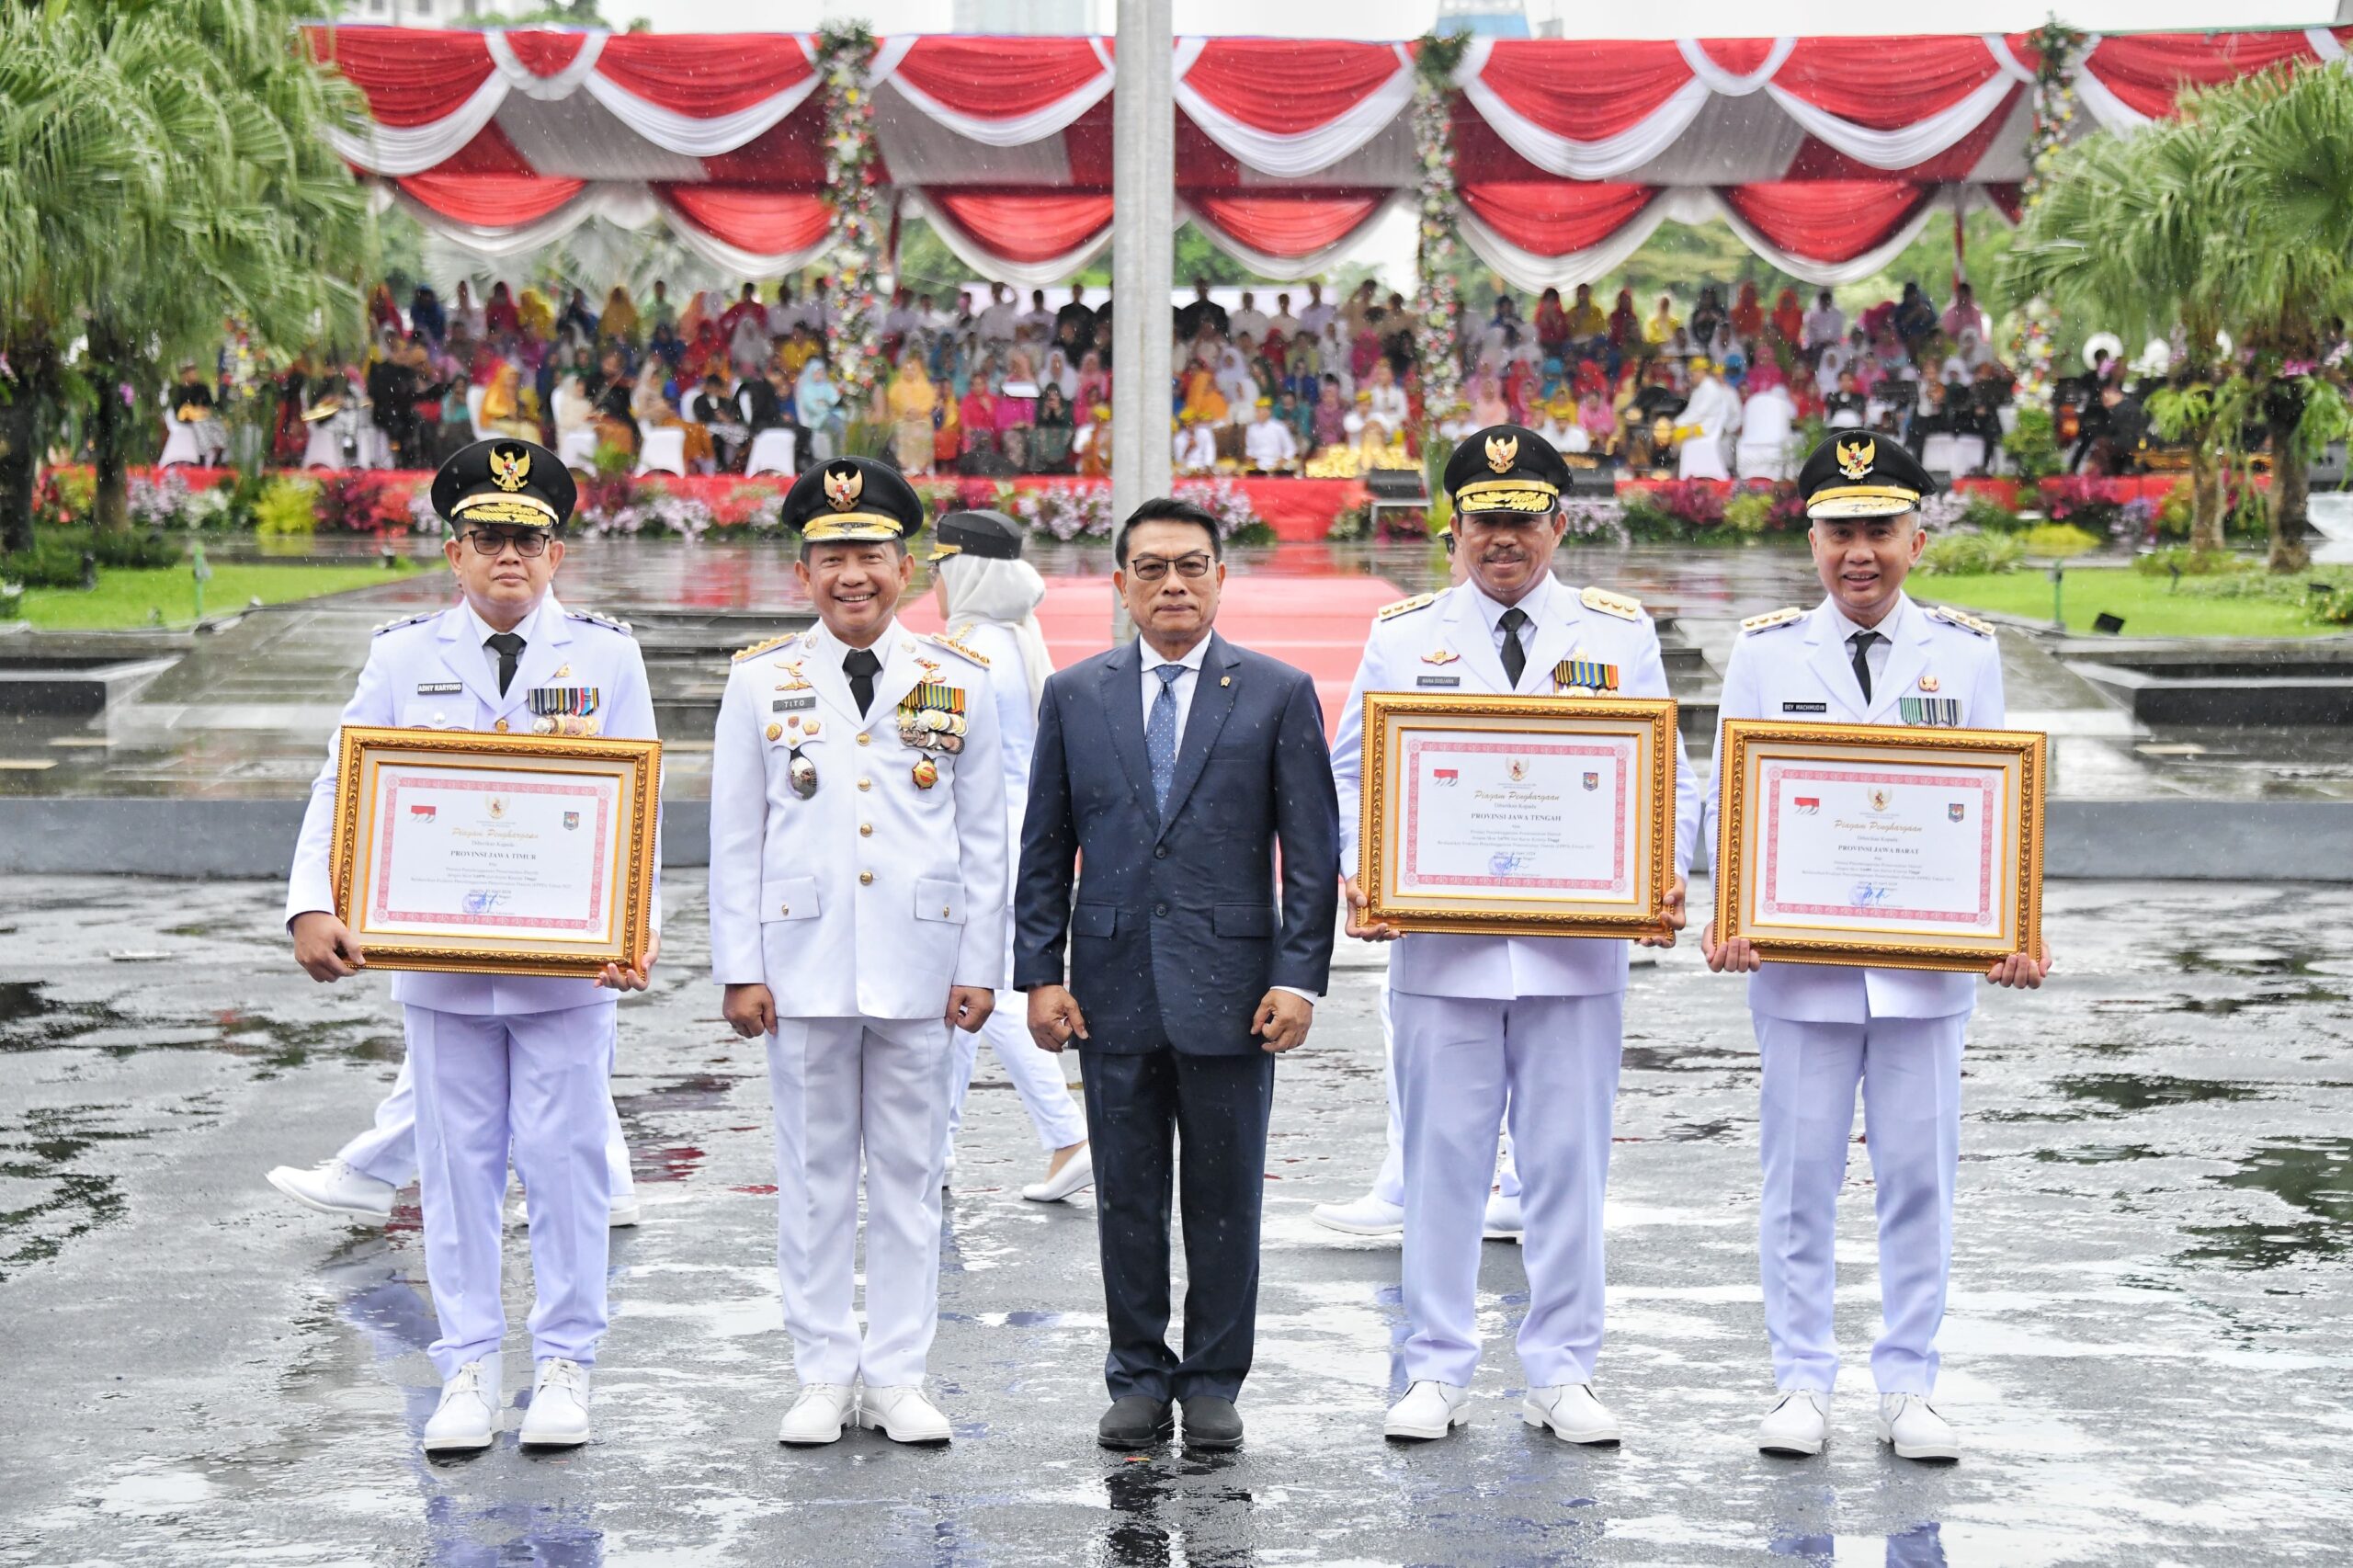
[927,510,1093,1201]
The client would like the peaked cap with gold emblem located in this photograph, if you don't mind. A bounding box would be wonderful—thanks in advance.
[783,456,924,543]
[1796,432,1938,520]
[1442,423,1572,520]
[431,437,576,528]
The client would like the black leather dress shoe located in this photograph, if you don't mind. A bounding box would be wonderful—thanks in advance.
[1179,1395,1244,1450]
[1097,1395,1175,1449]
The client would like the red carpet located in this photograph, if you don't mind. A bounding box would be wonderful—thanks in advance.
[902,570,1404,738]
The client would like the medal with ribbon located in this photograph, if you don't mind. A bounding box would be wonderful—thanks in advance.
[1551,659,1619,697]
[896,682,968,756]
[528,687,602,735]
[1899,697,1962,727]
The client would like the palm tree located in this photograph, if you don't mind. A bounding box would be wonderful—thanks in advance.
[0,0,378,545]
[2006,62,2353,572]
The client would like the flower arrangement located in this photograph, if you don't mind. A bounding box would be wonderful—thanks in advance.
[2015,22,2086,413]
[1556,497,1627,544]
[814,21,887,410]
[1408,33,1471,440]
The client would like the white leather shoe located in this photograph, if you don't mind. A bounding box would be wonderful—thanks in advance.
[518,1358,592,1449]
[422,1358,501,1454]
[1312,1193,1405,1236]
[1383,1381,1471,1440]
[1757,1389,1831,1456]
[1523,1383,1621,1446]
[940,1150,956,1189]
[1878,1393,1961,1461]
[1483,1191,1524,1241]
[858,1384,953,1444]
[267,1159,395,1221]
[777,1383,858,1446]
[1022,1143,1094,1203]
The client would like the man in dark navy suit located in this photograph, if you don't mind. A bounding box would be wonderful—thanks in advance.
[1016,497,1339,1452]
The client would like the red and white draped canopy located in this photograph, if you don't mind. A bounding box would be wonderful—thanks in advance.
[308,25,2353,286]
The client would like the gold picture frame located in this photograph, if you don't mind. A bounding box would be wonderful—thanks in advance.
[1713,719,2044,972]
[328,726,662,978]
[1358,692,1678,937]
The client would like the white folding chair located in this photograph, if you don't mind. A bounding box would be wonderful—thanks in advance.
[466,385,488,440]
[301,422,343,469]
[636,423,688,477]
[557,427,598,470]
[1996,403,2018,436]
[1949,435,1987,475]
[1919,433,1960,477]
[158,421,204,468]
[1736,442,1792,482]
[745,427,797,477]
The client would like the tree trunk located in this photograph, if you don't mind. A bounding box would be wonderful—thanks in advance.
[2267,425,2313,574]
[0,378,37,556]
[88,363,131,536]
[2188,431,2224,553]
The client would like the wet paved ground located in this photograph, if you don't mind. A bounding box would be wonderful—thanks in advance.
[1,876,2349,1564]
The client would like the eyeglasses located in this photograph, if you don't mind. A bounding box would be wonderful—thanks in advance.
[460,528,551,558]
[1126,552,1214,583]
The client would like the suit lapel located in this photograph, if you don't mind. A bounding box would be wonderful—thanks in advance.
[1157,633,1239,837]
[436,606,506,718]
[868,622,926,728]
[1865,597,1930,723]
[1445,589,1512,696]
[1804,602,1871,721]
[1098,640,1157,824]
[1518,578,1577,694]
[494,597,572,722]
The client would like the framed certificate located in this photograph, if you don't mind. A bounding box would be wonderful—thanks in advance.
[327,726,662,978]
[1713,720,2044,971]
[1358,693,1679,937]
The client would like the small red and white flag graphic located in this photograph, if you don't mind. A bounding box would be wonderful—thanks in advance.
[410,804,437,822]
[1433,768,1459,785]
[1794,797,1820,813]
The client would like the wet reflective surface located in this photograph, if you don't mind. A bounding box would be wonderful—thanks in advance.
[0,876,2347,1562]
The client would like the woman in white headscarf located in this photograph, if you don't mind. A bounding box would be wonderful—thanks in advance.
[926,510,1090,1202]
[1041,347,1080,404]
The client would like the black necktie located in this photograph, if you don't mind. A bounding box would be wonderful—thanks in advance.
[1847,630,1881,703]
[485,631,525,697]
[1498,606,1529,688]
[843,647,881,716]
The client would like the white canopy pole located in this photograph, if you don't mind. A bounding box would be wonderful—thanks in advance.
[1110,0,1175,561]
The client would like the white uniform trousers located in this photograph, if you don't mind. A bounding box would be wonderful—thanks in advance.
[1371,984,1517,1208]
[405,1003,614,1379]
[337,1052,635,1200]
[1755,1011,1966,1394]
[1394,990,1621,1388]
[942,994,1087,1158]
[768,1015,953,1388]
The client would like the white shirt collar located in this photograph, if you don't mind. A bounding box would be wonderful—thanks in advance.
[812,616,901,665]
[1824,592,1912,647]
[1466,572,1555,637]
[463,594,551,648]
[1138,633,1211,675]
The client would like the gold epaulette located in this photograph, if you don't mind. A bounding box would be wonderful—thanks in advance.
[1376,593,1436,621]
[1740,606,1805,634]
[928,631,990,668]
[1581,585,1643,621]
[732,633,796,664]
[565,608,633,636]
[1927,604,1995,638]
[371,611,437,636]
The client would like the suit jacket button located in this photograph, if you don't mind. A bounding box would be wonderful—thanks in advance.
[1154,902,1170,917]
[857,778,871,791]
[1154,845,1168,858]
[494,718,509,733]
[856,733,871,746]
[859,823,873,836]
[859,870,874,885]
[779,903,790,916]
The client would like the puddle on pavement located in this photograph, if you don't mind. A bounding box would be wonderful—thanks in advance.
[0,979,397,1076]
[2032,1143,2165,1165]
[2182,1137,2353,1270]
[0,1101,167,1279]
[2049,1074,2270,1117]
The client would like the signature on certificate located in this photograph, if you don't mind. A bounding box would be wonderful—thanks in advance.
[1490,850,1529,877]
[1847,882,1895,908]
[462,889,506,915]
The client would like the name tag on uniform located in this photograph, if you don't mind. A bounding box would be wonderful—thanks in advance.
[1417,675,1461,687]
[1782,701,1827,714]
[416,682,463,695]
[773,695,817,712]
[1900,698,1963,727]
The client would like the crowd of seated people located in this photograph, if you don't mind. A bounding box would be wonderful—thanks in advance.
[226,268,2087,484]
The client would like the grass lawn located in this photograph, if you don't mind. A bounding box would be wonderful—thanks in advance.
[1915,569,2349,639]
[14,560,417,631]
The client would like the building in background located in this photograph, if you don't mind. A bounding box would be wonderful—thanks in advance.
[1434,0,1529,38]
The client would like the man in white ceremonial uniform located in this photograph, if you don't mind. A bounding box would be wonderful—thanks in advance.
[1703,434,2050,1463]
[284,438,658,1456]
[710,458,1007,1448]
[1334,426,1701,1445]
[926,511,1092,1203]
[1242,398,1298,473]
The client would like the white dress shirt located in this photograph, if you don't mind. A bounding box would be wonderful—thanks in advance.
[1136,633,1315,1003]
[1824,596,1908,691]
[463,598,540,690]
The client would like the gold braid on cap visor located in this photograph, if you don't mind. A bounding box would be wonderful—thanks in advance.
[1804,484,1922,518]
[1453,477,1562,515]
[801,512,907,540]
[450,493,560,526]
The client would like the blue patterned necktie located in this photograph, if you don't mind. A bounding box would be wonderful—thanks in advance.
[1146,663,1184,814]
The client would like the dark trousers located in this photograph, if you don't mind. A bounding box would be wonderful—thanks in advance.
[1081,1044,1276,1404]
